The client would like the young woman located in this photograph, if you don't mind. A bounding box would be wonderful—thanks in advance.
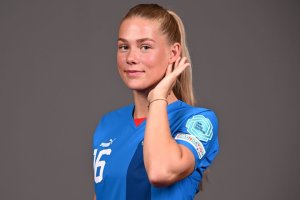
[93,4,219,200]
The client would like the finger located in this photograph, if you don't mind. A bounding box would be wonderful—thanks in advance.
[165,56,180,77]
[174,56,181,69]
[178,57,188,67]
[173,58,190,76]
[165,63,173,76]
[173,57,188,72]
[176,62,190,75]
[165,57,189,81]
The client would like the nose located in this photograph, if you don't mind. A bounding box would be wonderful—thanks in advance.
[126,49,138,65]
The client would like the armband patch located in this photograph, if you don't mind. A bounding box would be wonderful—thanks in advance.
[186,115,213,142]
[175,133,206,159]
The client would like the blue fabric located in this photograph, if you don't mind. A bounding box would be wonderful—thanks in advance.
[126,140,151,200]
[93,100,219,200]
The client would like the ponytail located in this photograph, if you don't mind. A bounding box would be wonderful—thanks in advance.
[167,11,196,106]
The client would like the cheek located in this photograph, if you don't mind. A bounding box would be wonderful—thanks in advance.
[117,54,126,80]
[142,52,167,68]
[152,54,169,76]
[117,53,125,69]
[142,54,156,65]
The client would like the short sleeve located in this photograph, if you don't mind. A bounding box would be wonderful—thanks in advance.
[174,110,219,170]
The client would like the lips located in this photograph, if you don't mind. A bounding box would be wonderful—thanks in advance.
[124,70,145,77]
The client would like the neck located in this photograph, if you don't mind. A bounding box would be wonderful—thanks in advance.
[132,90,178,118]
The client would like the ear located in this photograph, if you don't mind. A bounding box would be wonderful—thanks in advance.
[168,42,181,64]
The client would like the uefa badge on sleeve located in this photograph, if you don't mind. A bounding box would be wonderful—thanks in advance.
[186,115,213,142]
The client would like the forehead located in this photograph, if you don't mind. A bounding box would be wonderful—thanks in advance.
[119,17,166,41]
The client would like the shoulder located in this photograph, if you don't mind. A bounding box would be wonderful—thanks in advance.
[95,104,133,129]
[184,101,218,136]
[102,104,134,120]
[169,101,218,129]
[173,102,219,167]
[93,104,134,145]
[169,101,219,142]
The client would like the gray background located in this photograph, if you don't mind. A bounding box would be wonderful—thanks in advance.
[1,0,299,199]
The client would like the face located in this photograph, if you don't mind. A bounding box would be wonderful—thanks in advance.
[117,17,173,91]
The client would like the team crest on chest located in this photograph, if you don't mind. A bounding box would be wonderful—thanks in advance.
[186,115,213,142]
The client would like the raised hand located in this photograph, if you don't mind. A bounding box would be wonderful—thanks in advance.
[147,57,191,102]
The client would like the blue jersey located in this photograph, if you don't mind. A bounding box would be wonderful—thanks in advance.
[93,100,219,200]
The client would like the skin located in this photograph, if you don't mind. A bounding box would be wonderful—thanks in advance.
[94,16,195,199]
[117,17,176,118]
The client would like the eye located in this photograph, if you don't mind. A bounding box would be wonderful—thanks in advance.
[118,44,129,51]
[140,45,151,51]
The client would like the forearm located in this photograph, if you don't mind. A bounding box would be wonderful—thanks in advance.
[143,57,194,186]
[143,100,186,185]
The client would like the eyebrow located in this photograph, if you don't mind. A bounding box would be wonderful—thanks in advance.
[117,38,156,43]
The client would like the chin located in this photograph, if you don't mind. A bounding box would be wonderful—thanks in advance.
[124,81,159,93]
[122,79,148,90]
[126,84,149,91]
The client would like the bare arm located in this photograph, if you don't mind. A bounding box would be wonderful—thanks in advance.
[143,57,195,187]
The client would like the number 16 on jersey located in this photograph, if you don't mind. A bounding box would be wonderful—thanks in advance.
[93,148,112,183]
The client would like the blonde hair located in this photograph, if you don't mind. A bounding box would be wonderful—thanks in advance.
[121,4,196,106]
